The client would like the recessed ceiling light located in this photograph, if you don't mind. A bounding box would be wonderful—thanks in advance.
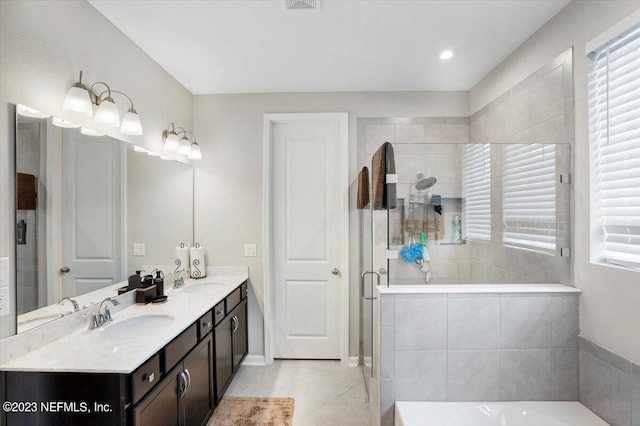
[439,50,454,60]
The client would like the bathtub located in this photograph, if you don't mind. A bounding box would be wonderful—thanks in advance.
[394,401,609,426]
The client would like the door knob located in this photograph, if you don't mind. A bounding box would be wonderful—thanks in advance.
[331,268,340,275]
[60,266,70,273]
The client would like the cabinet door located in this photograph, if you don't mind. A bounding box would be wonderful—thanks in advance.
[134,365,181,426]
[182,334,214,426]
[214,314,233,402]
[232,299,248,371]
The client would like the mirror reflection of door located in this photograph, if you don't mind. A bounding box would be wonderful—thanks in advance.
[60,130,124,299]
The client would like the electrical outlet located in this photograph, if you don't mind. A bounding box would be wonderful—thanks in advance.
[133,243,146,256]
[0,257,9,288]
[244,244,257,257]
[0,286,9,317]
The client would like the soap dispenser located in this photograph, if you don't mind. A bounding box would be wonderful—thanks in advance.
[153,270,165,297]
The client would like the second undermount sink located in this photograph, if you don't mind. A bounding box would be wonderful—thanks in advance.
[183,282,225,294]
[100,314,174,341]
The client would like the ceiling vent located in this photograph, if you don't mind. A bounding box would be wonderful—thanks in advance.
[285,0,317,10]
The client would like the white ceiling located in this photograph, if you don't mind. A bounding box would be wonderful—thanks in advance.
[89,0,569,95]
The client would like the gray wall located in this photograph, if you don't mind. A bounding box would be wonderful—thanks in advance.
[193,92,469,359]
[0,1,194,338]
[468,50,573,285]
[469,0,640,364]
[379,291,580,426]
[579,338,640,426]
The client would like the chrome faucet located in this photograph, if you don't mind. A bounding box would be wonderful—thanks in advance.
[58,297,80,311]
[88,297,121,329]
[173,269,187,289]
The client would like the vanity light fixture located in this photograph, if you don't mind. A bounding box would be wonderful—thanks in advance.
[52,117,80,128]
[80,127,104,137]
[16,104,51,119]
[62,70,143,135]
[439,50,454,60]
[133,146,148,153]
[162,124,203,160]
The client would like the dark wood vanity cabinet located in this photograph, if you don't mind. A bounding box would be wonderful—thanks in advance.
[214,296,248,403]
[134,334,213,426]
[0,280,249,426]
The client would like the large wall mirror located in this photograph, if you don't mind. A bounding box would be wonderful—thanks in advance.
[14,104,193,333]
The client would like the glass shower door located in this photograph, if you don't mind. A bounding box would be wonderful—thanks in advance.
[358,189,374,401]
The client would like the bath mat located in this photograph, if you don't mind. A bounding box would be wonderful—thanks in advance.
[207,397,295,426]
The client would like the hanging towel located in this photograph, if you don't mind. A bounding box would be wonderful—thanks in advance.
[175,243,190,274]
[190,244,207,279]
[357,166,370,209]
[17,173,37,210]
[371,142,397,210]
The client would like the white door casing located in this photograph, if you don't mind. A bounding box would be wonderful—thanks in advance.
[264,113,349,363]
[61,131,123,297]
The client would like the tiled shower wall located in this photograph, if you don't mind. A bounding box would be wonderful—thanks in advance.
[378,291,580,426]
[467,49,574,284]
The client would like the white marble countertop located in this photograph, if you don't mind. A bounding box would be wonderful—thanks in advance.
[0,271,248,374]
[377,283,582,294]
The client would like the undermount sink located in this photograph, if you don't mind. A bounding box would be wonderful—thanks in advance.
[183,282,225,294]
[100,314,174,341]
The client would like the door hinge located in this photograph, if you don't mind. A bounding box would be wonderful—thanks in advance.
[559,173,571,184]
[386,174,398,184]
[385,249,398,260]
[560,247,571,257]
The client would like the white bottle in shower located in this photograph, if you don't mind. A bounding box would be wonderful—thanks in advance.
[452,213,462,244]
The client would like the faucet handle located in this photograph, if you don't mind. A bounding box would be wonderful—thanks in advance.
[104,307,113,322]
[84,312,100,329]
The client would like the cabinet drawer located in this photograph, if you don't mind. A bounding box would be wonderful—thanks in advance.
[241,282,248,300]
[198,311,214,339]
[164,323,197,372]
[213,301,225,326]
[225,287,242,314]
[132,353,161,404]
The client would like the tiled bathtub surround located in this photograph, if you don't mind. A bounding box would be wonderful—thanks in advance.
[579,337,640,426]
[377,287,580,426]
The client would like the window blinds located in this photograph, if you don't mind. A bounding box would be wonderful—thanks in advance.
[588,24,640,270]
[462,144,491,242]
[502,144,557,253]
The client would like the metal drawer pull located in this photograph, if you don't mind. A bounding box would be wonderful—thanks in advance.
[232,316,239,333]
[216,310,223,316]
[204,321,212,328]
[178,372,187,396]
[143,373,154,383]
[184,369,191,394]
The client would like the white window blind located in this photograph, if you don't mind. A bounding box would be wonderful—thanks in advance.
[502,144,557,253]
[588,24,640,270]
[462,144,491,241]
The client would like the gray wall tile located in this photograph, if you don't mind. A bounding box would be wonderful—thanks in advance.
[632,363,639,426]
[447,350,500,401]
[551,295,579,348]
[380,294,394,327]
[381,327,394,380]
[380,378,394,426]
[501,297,552,349]
[580,337,632,373]
[500,350,552,400]
[395,350,446,401]
[448,297,500,350]
[528,67,563,126]
[395,296,447,350]
[552,349,578,400]
[579,351,632,426]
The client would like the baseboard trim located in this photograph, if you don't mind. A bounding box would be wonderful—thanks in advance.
[242,355,267,366]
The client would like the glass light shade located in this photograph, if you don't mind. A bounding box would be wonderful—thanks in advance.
[52,117,80,128]
[188,143,202,160]
[133,146,148,153]
[120,108,143,135]
[17,104,50,119]
[80,127,104,136]
[62,85,93,117]
[95,97,120,127]
[179,136,191,155]
[164,131,179,151]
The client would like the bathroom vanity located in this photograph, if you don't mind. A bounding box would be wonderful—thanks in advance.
[0,274,248,426]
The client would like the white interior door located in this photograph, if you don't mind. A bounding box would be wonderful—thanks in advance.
[272,114,347,359]
[61,131,123,297]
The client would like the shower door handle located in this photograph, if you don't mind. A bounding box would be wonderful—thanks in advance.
[360,271,379,300]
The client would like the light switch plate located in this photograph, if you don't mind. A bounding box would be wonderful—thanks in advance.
[244,244,257,257]
[0,257,9,288]
[0,286,9,317]
[133,244,146,256]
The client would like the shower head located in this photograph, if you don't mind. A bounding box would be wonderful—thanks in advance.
[415,176,437,190]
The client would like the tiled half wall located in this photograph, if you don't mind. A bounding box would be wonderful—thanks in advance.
[378,291,580,426]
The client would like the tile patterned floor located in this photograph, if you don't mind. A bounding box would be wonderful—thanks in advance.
[225,360,371,425]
